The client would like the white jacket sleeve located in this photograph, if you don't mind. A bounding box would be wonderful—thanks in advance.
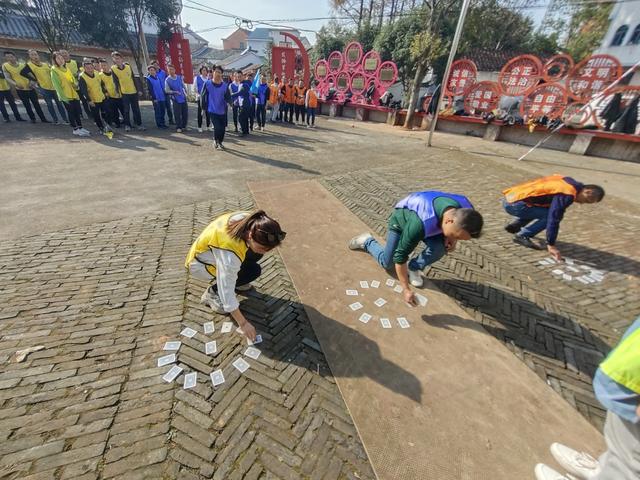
[211,248,242,312]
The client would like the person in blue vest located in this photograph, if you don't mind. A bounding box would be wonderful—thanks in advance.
[228,70,241,133]
[231,72,252,136]
[150,60,174,126]
[534,316,640,480]
[193,65,211,133]
[255,73,269,131]
[145,65,168,129]
[349,191,483,305]
[164,64,188,133]
[201,65,231,150]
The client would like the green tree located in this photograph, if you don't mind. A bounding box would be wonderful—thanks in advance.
[564,3,612,61]
[354,21,380,53]
[312,20,352,64]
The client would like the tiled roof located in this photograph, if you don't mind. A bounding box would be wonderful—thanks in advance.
[0,13,85,44]
[460,48,551,72]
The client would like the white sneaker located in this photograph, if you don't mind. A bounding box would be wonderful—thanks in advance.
[348,232,373,251]
[550,443,600,479]
[198,127,203,133]
[72,129,82,136]
[535,464,573,480]
[408,269,423,287]
[200,286,225,314]
[79,127,90,135]
[209,126,214,132]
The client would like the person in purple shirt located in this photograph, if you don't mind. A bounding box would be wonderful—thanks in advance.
[150,60,174,125]
[255,74,269,131]
[202,65,231,150]
[164,64,188,132]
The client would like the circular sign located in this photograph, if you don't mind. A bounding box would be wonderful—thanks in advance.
[350,71,367,95]
[314,60,328,80]
[521,83,569,120]
[464,81,501,114]
[344,42,364,67]
[543,54,574,83]
[591,86,640,132]
[561,102,592,127]
[377,61,398,88]
[328,51,344,74]
[362,51,381,75]
[446,59,477,96]
[335,71,350,92]
[567,54,622,102]
[498,54,543,96]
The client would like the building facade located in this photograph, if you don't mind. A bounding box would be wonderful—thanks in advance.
[595,0,640,83]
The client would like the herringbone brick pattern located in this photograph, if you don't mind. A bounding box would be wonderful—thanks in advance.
[0,196,375,479]
[321,153,640,431]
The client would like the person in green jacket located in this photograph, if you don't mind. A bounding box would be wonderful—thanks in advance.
[50,51,89,137]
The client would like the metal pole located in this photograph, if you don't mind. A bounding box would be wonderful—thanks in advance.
[427,0,471,147]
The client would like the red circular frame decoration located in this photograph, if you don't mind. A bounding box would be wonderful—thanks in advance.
[327,51,344,74]
[464,81,501,115]
[446,59,477,96]
[591,86,640,131]
[377,61,398,88]
[543,54,574,83]
[362,51,381,75]
[335,71,350,92]
[561,102,593,127]
[344,41,364,67]
[350,71,367,95]
[520,83,569,120]
[314,60,329,80]
[498,54,543,96]
[567,54,622,102]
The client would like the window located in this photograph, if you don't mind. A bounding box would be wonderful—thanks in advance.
[239,42,245,49]
[611,25,629,46]
[629,24,640,45]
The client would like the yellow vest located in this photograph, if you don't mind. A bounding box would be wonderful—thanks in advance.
[27,61,54,90]
[99,72,121,98]
[51,66,79,101]
[0,76,9,91]
[185,212,250,277]
[80,72,105,103]
[600,319,640,394]
[3,62,30,90]
[66,59,79,76]
[111,64,136,95]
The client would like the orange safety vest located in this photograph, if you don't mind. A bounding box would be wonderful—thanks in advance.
[283,84,295,103]
[294,86,306,105]
[503,175,577,205]
[307,89,318,108]
[268,84,279,104]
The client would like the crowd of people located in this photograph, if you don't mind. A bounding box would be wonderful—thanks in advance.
[1,49,321,147]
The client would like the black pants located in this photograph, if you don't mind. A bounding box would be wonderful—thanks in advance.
[63,100,83,129]
[172,100,188,129]
[16,89,47,122]
[106,98,125,127]
[239,105,251,134]
[89,102,105,130]
[255,103,266,128]
[237,250,263,285]
[197,102,210,128]
[295,104,305,123]
[211,113,226,144]
[80,96,92,118]
[249,103,255,130]
[122,93,142,127]
[232,105,239,130]
[0,90,21,120]
[285,102,294,123]
[166,100,174,124]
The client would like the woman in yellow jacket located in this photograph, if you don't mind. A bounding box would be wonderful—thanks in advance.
[50,51,90,137]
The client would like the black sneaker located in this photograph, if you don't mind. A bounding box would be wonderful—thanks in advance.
[505,222,522,234]
[513,235,543,250]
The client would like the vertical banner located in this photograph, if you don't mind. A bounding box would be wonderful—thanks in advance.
[272,46,296,82]
[167,32,194,83]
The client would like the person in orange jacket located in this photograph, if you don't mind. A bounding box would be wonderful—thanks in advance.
[305,80,319,128]
[281,77,295,124]
[294,79,307,125]
[268,76,280,122]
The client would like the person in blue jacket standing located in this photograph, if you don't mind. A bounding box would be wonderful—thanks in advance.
[231,72,252,136]
[145,65,167,129]
[349,190,483,305]
[193,65,211,133]
[201,65,231,150]
[164,64,188,133]
[150,60,174,126]
[255,73,269,131]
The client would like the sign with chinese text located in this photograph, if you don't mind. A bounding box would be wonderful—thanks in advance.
[521,83,569,120]
[498,55,542,96]
[446,59,477,96]
[567,54,622,102]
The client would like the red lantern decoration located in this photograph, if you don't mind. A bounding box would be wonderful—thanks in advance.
[446,59,477,96]
[498,54,543,96]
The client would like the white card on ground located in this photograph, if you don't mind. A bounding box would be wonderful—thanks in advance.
[358,313,372,324]
[385,279,395,287]
[221,322,233,333]
[552,269,564,275]
[349,302,363,311]
[180,327,197,338]
[244,346,261,359]
[183,372,197,389]
[397,317,410,329]
[205,341,217,355]
[210,369,225,386]
[567,266,580,273]
[545,257,556,264]
[359,281,369,289]
[374,298,387,307]
[162,365,183,383]
[247,334,263,346]
[565,258,574,265]
[415,293,428,307]
[380,318,392,329]
[346,289,359,296]
[538,260,548,266]
[204,322,215,334]
[562,274,572,281]
[393,285,403,293]
[157,354,176,367]
[163,341,181,351]
[580,265,591,270]
[370,280,380,288]
[576,276,589,284]
[233,357,250,373]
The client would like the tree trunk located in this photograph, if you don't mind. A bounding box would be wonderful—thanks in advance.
[358,0,365,30]
[368,0,374,23]
[378,0,385,27]
[403,61,428,129]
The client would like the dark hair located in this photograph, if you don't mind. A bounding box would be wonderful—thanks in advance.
[167,64,175,69]
[214,65,223,73]
[583,184,605,202]
[199,65,208,74]
[51,51,65,67]
[235,69,243,75]
[454,208,483,239]
[82,57,93,66]
[227,211,285,249]
[147,65,156,71]
[97,58,107,63]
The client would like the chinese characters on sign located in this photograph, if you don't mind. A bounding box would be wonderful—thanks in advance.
[567,54,622,102]
[522,84,569,120]
[498,55,542,96]
[463,81,500,114]
[446,59,477,96]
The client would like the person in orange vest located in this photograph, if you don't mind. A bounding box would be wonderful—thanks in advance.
[305,80,319,128]
[282,77,295,124]
[502,175,604,261]
[294,79,307,125]
[268,76,280,123]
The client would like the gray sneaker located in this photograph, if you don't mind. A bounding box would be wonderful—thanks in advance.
[200,286,225,314]
[513,234,544,250]
[348,232,373,251]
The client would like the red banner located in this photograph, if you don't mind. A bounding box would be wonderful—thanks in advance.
[168,33,194,83]
[272,46,297,82]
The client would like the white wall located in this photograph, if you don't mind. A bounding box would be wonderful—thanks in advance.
[596,1,640,67]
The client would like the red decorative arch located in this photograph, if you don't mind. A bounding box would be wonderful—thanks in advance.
[281,31,310,86]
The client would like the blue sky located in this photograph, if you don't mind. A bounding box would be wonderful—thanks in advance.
[180,0,333,47]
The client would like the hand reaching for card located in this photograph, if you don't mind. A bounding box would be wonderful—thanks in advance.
[239,321,257,342]
[444,237,457,253]
[404,289,417,307]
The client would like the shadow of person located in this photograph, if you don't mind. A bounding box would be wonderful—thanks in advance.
[222,147,322,175]
[555,241,640,277]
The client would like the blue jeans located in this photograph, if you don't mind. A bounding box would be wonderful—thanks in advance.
[153,100,167,127]
[39,88,67,122]
[364,230,447,271]
[503,200,549,238]
[306,107,316,125]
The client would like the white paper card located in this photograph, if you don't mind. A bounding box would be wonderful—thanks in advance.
[183,372,197,389]
[205,341,217,355]
[397,317,410,329]
[247,334,263,346]
[157,354,176,367]
[233,357,250,373]
[415,293,428,307]
[562,274,572,281]
[221,322,233,333]
[552,269,564,275]
[577,276,589,284]
[180,327,197,338]
[380,318,392,329]
[163,341,181,351]
[162,365,183,383]
[565,258,574,265]
[359,281,369,289]
[566,266,580,273]
[385,279,395,287]
[393,285,403,293]
[204,322,215,334]
[374,298,387,307]
[349,302,363,311]
[371,280,380,288]
[244,347,261,359]
[346,289,359,296]
[210,369,225,386]
[358,313,372,324]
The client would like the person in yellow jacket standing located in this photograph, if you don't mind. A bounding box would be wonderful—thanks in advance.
[534,316,640,480]
[111,51,145,132]
[185,210,286,342]
[79,58,112,136]
[21,49,68,124]
[2,50,49,123]
[50,51,90,137]
[0,68,24,122]
[98,58,124,129]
